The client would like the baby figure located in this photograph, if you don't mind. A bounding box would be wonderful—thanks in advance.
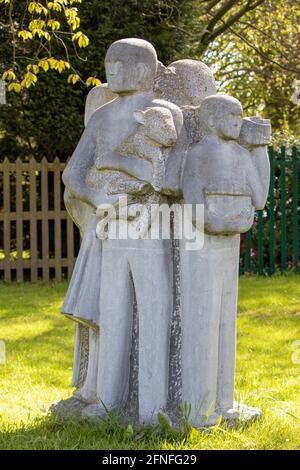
[96,105,178,240]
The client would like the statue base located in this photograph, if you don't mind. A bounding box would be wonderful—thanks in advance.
[50,396,90,421]
[50,397,262,433]
[216,402,262,427]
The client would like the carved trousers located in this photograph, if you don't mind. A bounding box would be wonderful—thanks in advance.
[97,239,173,423]
[180,233,240,424]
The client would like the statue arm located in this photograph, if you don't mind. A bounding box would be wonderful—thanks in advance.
[62,122,103,209]
[97,99,184,192]
[239,117,271,210]
[247,146,270,210]
[99,151,153,184]
[182,146,206,230]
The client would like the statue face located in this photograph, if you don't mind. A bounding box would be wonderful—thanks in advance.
[105,59,128,93]
[105,39,157,94]
[105,58,148,94]
[216,107,243,140]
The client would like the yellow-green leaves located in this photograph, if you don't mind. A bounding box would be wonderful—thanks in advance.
[67,74,80,85]
[47,19,60,31]
[47,2,62,12]
[26,64,40,74]
[28,18,51,40]
[65,7,80,30]
[28,2,48,15]
[48,58,71,73]
[2,70,16,81]
[72,31,89,48]
[3,0,91,94]
[18,30,33,41]
[8,82,21,93]
[38,59,50,72]
[29,19,46,30]
[86,77,101,87]
[21,72,38,89]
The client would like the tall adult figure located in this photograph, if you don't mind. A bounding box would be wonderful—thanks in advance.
[59,38,184,424]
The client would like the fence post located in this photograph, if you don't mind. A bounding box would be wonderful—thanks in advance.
[29,158,38,281]
[292,146,299,273]
[280,146,287,273]
[41,157,50,281]
[257,210,264,275]
[268,146,275,275]
[3,158,10,281]
[245,229,252,272]
[53,157,62,281]
[16,158,24,282]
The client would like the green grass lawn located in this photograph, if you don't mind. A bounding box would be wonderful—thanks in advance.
[0,275,300,450]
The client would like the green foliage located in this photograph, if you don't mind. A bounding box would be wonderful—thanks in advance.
[204,0,300,138]
[0,0,299,161]
[0,0,93,92]
[0,0,201,161]
[0,276,299,449]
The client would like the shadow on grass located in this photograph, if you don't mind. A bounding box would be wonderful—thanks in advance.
[0,413,189,450]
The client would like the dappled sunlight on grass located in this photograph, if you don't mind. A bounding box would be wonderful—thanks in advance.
[0,281,73,428]
[0,276,300,449]
[238,274,300,315]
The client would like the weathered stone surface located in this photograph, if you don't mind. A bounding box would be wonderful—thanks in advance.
[60,38,182,425]
[154,59,216,108]
[180,93,270,426]
[55,38,271,430]
[217,402,262,426]
[84,83,117,127]
[50,396,88,421]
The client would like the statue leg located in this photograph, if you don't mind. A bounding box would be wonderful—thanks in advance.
[216,235,240,411]
[181,235,224,426]
[96,242,134,412]
[50,323,98,420]
[214,235,262,424]
[73,323,99,403]
[130,240,172,424]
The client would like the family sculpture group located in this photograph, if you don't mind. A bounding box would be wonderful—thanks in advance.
[52,38,271,428]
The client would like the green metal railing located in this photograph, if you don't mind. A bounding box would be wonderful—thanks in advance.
[240,146,299,275]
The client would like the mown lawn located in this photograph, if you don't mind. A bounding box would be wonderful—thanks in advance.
[0,275,299,450]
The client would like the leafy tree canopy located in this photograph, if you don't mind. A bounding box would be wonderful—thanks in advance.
[203,0,300,143]
[0,0,299,160]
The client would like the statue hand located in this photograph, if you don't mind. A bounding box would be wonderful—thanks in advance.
[96,203,115,218]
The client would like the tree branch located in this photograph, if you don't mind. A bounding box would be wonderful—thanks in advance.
[238,21,294,62]
[229,27,300,73]
[204,0,223,11]
[208,0,266,43]
[198,0,266,53]
[8,0,16,68]
[200,0,237,40]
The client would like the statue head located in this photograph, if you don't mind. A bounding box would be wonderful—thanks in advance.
[154,59,216,107]
[199,94,243,140]
[105,38,158,94]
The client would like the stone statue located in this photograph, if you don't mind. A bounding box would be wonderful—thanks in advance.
[56,38,184,424]
[53,38,271,429]
[181,94,270,426]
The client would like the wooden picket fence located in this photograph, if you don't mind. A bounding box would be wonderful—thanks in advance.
[0,146,299,282]
[0,157,79,282]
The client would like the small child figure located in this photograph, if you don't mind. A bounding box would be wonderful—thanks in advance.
[180,93,270,426]
[96,105,178,240]
[183,94,270,235]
